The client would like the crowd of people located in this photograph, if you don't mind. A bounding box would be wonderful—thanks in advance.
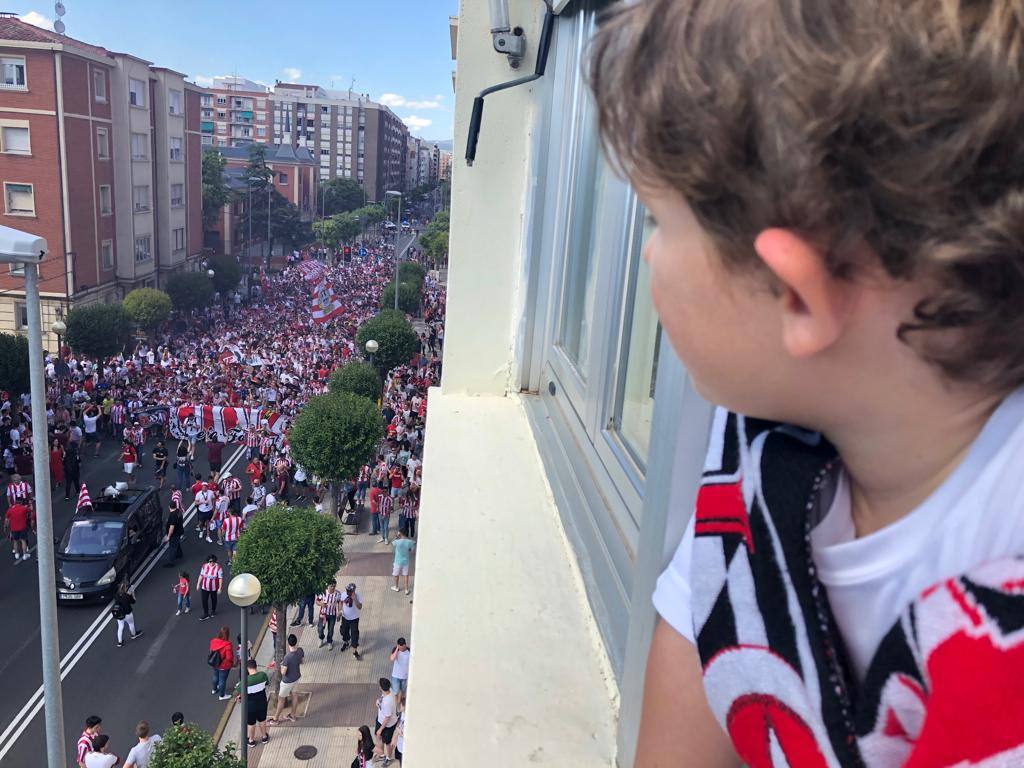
[2,237,446,768]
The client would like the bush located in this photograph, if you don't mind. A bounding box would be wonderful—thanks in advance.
[398,261,425,287]
[288,392,384,484]
[356,311,420,374]
[122,288,172,332]
[0,332,29,394]
[380,280,421,316]
[65,303,132,359]
[207,254,243,295]
[165,271,214,312]
[329,361,381,402]
[150,723,244,768]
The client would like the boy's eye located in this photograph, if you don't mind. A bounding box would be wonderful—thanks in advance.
[643,212,658,230]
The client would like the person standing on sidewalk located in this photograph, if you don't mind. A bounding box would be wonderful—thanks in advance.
[270,633,303,723]
[389,638,410,705]
[339,582,363,660]
[197,554,223,621]
[378,492,394,545]
[123,720,161,768]
[316,579,340,649]
[84,735,118,768]
[234,660,270,747]
[368,481,382,538]
[374,678,399,766]
[291,591,316,627]
[76,715,102,768]
[112,581,143,647]
[208,625,234,700]
[390,530,415,595]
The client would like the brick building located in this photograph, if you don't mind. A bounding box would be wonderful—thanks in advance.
[199,76,272,148]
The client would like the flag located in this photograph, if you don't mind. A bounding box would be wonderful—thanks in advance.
[311,281,344,324]
[296,259,327,285]
[76,484,92,513]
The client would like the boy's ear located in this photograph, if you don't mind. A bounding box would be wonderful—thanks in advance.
[754,228,852,358]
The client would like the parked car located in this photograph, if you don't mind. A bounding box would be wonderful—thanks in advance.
[55,487,163,604]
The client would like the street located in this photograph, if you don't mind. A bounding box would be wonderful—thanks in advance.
[0,437,261,767]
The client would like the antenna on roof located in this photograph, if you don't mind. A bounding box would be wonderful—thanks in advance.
[53,1,66,35]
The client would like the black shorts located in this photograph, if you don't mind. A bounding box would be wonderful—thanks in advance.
[377,722,396,745]
[210,461,222,472]
[155,465,166,477]
[247,695,268,725]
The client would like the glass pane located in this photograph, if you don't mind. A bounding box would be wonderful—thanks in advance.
[616,212,660,467]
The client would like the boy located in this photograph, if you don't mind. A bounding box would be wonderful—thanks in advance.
[590,2,1024,766]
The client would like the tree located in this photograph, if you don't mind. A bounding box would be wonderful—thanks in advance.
[419,210,450,268]
[244,143,272,191]
[201,150,230,232]
[232,506,344,692]
[312,216,340,246]
[207,254,242,295]
[356,311,420,374]
[122,288,172,336]
[381,280,421,315]
[321,178,365,216]
[65,303,132,359]
[329,361,381,402]
[0,332,29,395]
[166,271,214,313]
[352,203,386,239]
[150,723,244,768]
[242,189,312,261]
[398,262,426,287]
[289,392,384,484]
[312,212,361,247]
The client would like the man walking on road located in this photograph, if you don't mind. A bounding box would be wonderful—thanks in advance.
[5,499,33,561]
[195,483,215,543]
[162,503,184,567]
[339,582,363,660]
[197,554,224,621]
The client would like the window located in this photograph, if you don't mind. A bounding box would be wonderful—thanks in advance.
[134,235,151,262]
[0,56,26,90]
[129,77,146,107]
[278,173,288,184]
[131,132,147,160]
[14,301,28,330]
[4,183,34,215]
[216,96,226,105]
[256,126,266,137]
[173,227,185,251]
[0,124,30,154]
[169,136,182,161]
[320,148,330,156]
[101,239,113,269]
[132,185,150,212]
[99,185,112,215]
[201,108,213,119]
[170,183,183,207]
[321,106,329,115]
[201,135,213,146]
[200,94,212,107]
[96,126,109,159]
[168,89,182,115]
[257,98,266,108]
[93,69,106,101]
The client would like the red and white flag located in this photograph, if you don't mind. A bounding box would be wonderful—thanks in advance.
[296,260,327,285]
[311,282,344,324]
[76,484,92,513]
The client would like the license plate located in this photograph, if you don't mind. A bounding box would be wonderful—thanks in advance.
[59,593,84,600]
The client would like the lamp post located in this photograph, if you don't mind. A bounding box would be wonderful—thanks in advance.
[228,573,262,764]
[51,319,66,358]
[385,191,403,312]
[365,339,379,370]
[0,224,66,768]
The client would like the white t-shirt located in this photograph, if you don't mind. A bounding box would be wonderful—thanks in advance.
[653,389,1024,680]
[83,413,99,434]
[84,752,118,768]
[196,489,215,513]
[377,691,398,728]
[391,648,410,680]
[340,592,362,620]
[125,735,161,768]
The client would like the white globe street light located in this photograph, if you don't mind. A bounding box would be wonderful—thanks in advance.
[207,269,216,278]
[365,339,379,355]
[228,573,262,762]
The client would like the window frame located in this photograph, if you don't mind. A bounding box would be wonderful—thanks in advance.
[130,132,148,160]
[169,183,184,207]
[14,300,28,330]
[96,126,110,160]
[173,227,185,251]
[133,234,152,263]
[99,184,112,216]
[132,185,150,213]
[100,239,114,269]
[128,77,147,108]
[0,121,31,155]
[0,55,27,91]
[168,89,183,115]
[93,68,107,102]
[169,136,183,162]
[3,182,35,216]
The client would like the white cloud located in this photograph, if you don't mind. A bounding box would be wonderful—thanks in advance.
[19,11,54,31]
[405,100,440,110]
[282,67,302,82]
[193,75,215,88]
[380,93,405,107]
[403,116,433,130]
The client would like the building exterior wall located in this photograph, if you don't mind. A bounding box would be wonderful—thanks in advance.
[151,69,188,278]
[184,85,203,261]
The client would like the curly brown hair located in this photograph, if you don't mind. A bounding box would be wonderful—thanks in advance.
[590,0,1024,391]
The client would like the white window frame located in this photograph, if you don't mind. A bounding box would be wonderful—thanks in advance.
[99,184,112,216]
[132,185,150,212]
[4,182,35,216]
[169,136,183,161]
[14,300,28,329]
[96,126,110,160]
[133,234,152,262]
[168,89,183,115]
[93,68,107,102]
[128,77,146,108]
[170,183,184,207]
[0,56,26,91]
[100,239,114,269]
[0,121,31,154]
[216,95,227,105]
[173,227,185,251]
[131,132,147,160]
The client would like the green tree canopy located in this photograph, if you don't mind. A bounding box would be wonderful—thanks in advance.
[244,143,272,190]
[288,392,383,483]
[398,261,426,287]
[165,271,214,313]
[313,211,361,247]
[356,310,420,374]
[65,303,132,359]
[122,287,172,332]
[207,254,242,295]
[419,210,450,266]
[321,178,366,216]
[329,361,381,402]
[0,332,29,394]
[201,150,230,231]
[150,723,244,768]
[381,280,421,315]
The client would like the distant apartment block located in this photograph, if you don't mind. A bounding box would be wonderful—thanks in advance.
[198,76,271,148]
[0,14,202,346]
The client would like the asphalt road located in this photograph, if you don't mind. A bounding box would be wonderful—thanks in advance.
[0,435,265,767]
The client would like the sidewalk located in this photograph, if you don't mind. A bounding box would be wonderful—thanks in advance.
[218,513,414,767]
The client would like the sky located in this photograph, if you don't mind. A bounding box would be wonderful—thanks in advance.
[8,1,457,141]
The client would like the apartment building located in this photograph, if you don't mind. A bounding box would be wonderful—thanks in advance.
[0,15,202,345]
[198,76,272,148]
[438,150,452,181]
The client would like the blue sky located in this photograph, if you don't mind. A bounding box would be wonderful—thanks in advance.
[10,1,457,141]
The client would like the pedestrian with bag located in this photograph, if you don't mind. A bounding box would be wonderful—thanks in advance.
[208,625,234,700]
[112,581,143,648]
[352,726,376,768]
[197,554,223,621]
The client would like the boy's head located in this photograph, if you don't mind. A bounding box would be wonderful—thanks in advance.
[590,1,1024,422]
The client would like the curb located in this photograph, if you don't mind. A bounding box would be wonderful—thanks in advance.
[211,609,271,746]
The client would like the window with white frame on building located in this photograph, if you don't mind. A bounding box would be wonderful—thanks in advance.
[217,110,226,119]
[14,301,28,329]
[256,98,265,108]
[216,95,226,105]
[256,127,266,137]
[132,185,149,212]
[93,68,106,101]
[173,227,185,251]
[96,126,109,159]
[0,123,30,154]
[278,173,287,184]
[200,93,212,107]
[99,184,112,215]
[129,77,146,107]
[170,183,183,207]
[1,56,26,89]
[169,136,182,161]
[201,135,212,146]
[131,132,147,160]
[4,182,34,215]
[168,89,182,115]
[134,234,151,262]
[101,239,113,269]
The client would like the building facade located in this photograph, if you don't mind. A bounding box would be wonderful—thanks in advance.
[0,15,201,346]
[198,76,272,148]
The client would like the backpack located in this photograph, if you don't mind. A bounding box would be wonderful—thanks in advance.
[207,647,222,667]
[111,602,125,620]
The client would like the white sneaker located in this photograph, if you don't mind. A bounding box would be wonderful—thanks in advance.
[185,607,191,614]
[175,610,181,616]
[205,536,213,543]
[390,586,400,592]
[405,589,411,595]
[22,552,30,561]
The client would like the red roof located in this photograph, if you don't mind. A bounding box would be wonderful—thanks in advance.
[0,16,112,60]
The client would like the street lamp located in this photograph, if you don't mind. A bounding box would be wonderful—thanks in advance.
[385,191,403,312]
[0,224,66,768]
[207,268,216,278]
[365,339,379,368]
[228,573,262,764]
[51,319,66,356]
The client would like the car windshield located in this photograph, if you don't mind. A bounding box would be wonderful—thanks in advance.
[60,520,124,556]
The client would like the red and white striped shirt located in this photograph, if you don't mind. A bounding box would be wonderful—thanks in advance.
[244,429,259,448]
[379,495,394,516]
[357,465,370,483]
[222,514,243,542]
[259,436,274,454]
[170,489,183,509]
[6,481,32,506]
[317,589,340,617]
[76,730,94,764]
[110,404,126,424]
[269,610,278,635]
[223,476,243,500]
[198,562,223,592]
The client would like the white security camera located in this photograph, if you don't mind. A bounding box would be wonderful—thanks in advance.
[0,224,46,265]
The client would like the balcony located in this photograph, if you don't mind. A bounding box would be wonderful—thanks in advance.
[200,121,215,133]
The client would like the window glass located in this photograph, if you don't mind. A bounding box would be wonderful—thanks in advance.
[133,185,149,211]
[96,127,109,159]
[99,185,112,215]
[1,57,25,88]
[129,77,146,107]
[131,132,147,159]
[169,137,182,161]
[5,183,34,214]
[134,235,151,262]
[1,125,29,153]
[168,89,182,115]
[101,240,113,268]
[170,183,183,206]
[94,69,106,101]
